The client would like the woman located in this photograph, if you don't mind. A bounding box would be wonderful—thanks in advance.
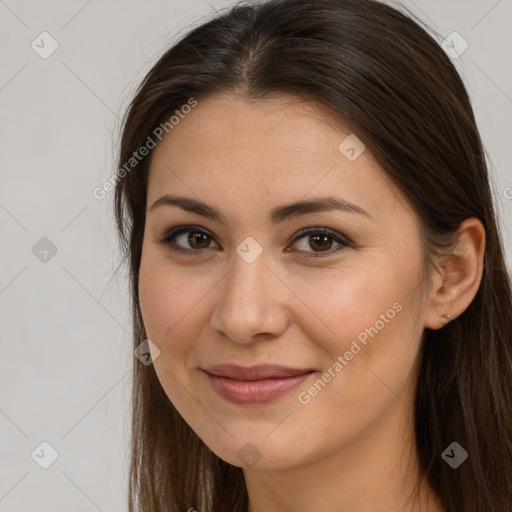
[114,0,512,510]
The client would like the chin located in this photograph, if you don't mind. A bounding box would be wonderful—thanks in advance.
[198,429,309,470]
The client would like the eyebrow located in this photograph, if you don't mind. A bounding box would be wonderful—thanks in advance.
[148,194,373,224]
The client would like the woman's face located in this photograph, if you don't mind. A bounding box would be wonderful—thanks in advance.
[139,93,430,470]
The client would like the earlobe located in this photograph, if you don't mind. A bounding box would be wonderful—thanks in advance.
[440,313,452,323]
[424,218,486,330]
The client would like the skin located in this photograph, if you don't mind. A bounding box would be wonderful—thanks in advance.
[138,93,485,512]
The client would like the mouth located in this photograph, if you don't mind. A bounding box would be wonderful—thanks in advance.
[202,364,316,405]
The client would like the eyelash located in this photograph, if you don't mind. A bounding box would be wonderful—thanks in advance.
[158,225,352,258]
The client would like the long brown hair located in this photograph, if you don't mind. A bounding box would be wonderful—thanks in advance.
[113,0,512,510]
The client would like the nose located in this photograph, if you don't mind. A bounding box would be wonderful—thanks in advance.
[210,248,289,345]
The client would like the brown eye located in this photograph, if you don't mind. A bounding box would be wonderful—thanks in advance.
[289,228,350,257]
[186,231,211,249]
[160,226,219,253]
[308,233,334,252]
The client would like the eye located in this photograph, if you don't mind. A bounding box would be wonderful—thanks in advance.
[159,226,219,254]
[159,225,351,257]
[288,227,351,257]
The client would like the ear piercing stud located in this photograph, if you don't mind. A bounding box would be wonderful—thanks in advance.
[441,313,452,321]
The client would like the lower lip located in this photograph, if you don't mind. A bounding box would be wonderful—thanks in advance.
[204,371,314,405]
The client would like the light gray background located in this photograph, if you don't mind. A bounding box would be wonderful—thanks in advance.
[1,1,511,511]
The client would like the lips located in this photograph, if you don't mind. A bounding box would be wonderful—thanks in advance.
[202,364,315,405]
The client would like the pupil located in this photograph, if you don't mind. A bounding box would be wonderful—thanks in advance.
[189,232,210,249]
[310,234,332,251]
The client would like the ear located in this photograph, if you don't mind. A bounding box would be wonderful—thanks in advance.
[424,217,486,330]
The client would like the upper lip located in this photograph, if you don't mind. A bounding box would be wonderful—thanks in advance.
[203,364,314,381]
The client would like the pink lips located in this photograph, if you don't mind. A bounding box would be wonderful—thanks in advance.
[203,364,315,405]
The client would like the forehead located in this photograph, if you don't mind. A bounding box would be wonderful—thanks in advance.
[152,93,354,165]
[147,93,411,222]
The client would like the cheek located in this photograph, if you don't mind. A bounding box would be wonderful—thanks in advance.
[285,273,423,454]
[284,262,404,352]
[285,255,424,392]
[138,260,203,357]
[138,260,207,410]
